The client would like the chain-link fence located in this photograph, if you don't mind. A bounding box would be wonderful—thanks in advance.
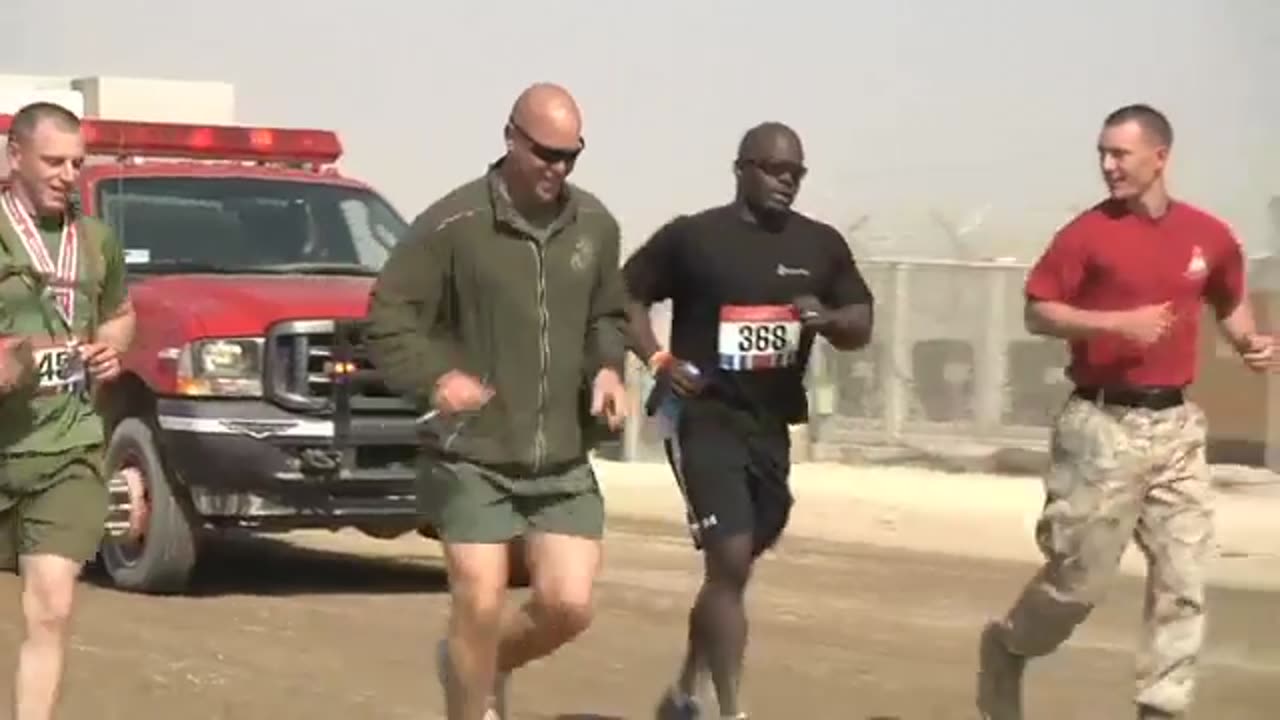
[614,256,1280,473]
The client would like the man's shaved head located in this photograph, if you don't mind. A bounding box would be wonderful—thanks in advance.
[737,122,801,162]
[734,121,807,220]
[509,83,583,145]
[502,82,587,210]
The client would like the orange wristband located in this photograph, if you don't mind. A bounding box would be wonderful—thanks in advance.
[647,349,673,373]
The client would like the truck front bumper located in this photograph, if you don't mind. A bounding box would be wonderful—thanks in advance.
[155,398,422,529]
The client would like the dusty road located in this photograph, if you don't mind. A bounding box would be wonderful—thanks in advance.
[2,462,1279,719]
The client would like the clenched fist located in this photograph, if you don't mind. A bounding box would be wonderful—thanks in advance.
[1238,333,1276,373]
[590,367,627,430]
[78,342,123,383]
[432,370,493,414]
[0,335,34,394]
[1110,302,1174,346]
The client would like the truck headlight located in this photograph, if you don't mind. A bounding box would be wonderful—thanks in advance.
[175,338,264,397]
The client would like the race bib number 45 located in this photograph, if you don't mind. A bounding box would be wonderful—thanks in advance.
[35,345,86,391]
[717,304,802,371]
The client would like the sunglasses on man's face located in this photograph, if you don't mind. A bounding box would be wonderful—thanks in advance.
[510,122,584,166]
[742,158,807,182]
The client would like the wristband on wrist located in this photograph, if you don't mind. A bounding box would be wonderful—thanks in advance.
[647,349,673,374]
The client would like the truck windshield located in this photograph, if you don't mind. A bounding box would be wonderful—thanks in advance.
[94,176,408,275]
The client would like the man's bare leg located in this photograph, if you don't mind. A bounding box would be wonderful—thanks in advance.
[441,542,510,720]
[496,532,600,672]
[673,617,705,699]
[14,554,81,720]
[656,532,756,719]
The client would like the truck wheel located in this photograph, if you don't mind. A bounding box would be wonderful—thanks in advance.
[98,417,199,594]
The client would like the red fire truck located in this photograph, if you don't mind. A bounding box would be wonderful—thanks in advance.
[0,114,457,594]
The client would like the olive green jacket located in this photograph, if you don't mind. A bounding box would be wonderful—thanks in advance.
[365,161,627,475]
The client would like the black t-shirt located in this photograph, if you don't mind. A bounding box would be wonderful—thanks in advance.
[623,203,873,425]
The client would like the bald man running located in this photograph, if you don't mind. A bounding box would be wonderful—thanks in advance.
[366,83,628,720]
[623,122,875,719]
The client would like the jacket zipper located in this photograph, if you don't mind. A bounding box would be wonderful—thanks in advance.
[528,240,550,471]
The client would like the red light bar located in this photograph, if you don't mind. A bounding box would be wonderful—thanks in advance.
[0,114,342,164]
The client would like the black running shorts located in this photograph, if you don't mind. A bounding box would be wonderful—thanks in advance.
[662,404,793,557]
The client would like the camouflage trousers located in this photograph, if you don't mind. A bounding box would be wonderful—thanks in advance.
[996,393,1212,715]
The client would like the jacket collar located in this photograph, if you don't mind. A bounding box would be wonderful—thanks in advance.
[485,157,579,240]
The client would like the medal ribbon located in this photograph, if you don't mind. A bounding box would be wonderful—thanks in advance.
[0,189,78,329]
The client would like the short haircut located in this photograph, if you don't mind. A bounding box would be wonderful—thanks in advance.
[7,101,81,146]
[1103,103,1173,147]
[736,121,799,160]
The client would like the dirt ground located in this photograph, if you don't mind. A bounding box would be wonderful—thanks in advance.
[2,461,1279,720]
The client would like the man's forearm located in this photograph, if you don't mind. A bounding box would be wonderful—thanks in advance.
[623,301,662,364]
[365,250,464,409]
[1216,298,1258,351]
[95,306,136,354]
[364,297,463,405]
[584,317,627,379]
[820,303,873,350]
[1025,300,1121,340]
[365,328,465,408]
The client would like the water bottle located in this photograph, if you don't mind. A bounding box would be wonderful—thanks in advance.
[648,361,700,437]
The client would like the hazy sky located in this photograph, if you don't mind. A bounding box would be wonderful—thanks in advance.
[5,1,1278,260]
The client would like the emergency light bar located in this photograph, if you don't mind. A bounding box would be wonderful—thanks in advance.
[0,114,343,164]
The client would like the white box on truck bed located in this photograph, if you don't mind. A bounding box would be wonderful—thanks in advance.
[0,74,234,124]
[73,76,235,124]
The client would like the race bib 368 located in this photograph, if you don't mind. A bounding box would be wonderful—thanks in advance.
[717,304,802,371]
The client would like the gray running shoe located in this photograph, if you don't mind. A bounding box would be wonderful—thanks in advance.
[655,687,701,720]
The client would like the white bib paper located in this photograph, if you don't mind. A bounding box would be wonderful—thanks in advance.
[34,345,85,391]
[716,304,802,371]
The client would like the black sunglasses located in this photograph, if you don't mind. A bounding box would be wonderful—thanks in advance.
[740,157,807,181]
[509,120,584,166]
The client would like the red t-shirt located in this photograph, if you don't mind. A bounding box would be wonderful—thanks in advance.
[1024,199,1245,387]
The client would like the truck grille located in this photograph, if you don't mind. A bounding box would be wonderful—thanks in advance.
[265,319,413,414]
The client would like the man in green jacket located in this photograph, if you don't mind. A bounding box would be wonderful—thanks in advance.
[1,102,136,720]
[366,82,628,720]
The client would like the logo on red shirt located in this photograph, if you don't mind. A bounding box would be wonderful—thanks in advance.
[1184,245,1207,280]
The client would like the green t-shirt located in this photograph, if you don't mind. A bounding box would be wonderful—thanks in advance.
[0,210,128,455]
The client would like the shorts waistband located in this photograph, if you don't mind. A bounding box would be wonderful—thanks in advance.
[428,452,589,480]
[1072,385,1185,411]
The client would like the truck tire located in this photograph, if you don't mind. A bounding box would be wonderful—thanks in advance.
[98,417,199,594]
